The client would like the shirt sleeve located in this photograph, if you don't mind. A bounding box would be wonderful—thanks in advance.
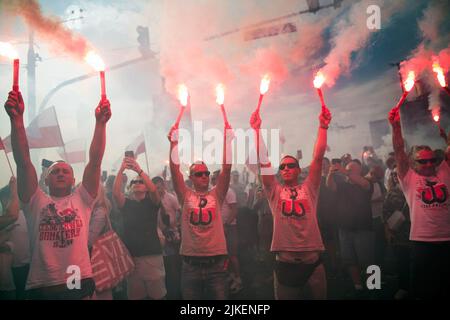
[76,184,96,207]
[22,187,47,216]
[398,168,414,194]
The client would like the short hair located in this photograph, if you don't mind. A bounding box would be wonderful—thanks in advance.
[231,170,239,176]
[350,159,362,166]
[189,161,207,175]
[409,145,433,159]
[280,155,300,167]
[151,176,164,184]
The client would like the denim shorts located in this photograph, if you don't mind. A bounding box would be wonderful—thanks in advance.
[181,255,229,300]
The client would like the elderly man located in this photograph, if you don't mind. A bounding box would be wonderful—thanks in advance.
[4,90,111,299]
[389,106,450,299]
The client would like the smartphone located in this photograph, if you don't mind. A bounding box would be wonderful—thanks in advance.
[296,149,303,160]
[125,150,135,159]
[331,158,342,165]
[41,159,54,168]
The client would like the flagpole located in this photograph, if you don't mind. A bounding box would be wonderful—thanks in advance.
[3,149,15,177]
[53,107,67,161]
[143,130,150,174]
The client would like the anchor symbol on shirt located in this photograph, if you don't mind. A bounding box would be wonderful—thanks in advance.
[189,197,213,225]
[421,180,448,205]
[281,188,305,217]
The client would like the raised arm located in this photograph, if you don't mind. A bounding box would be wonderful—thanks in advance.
[4,91,38,203]
[250,111,276,192]
[125,157,160,205]
[113,160,127,209]
[388,107,409,179]
[216,123,233,204]
[308,106,332,190]
[82,99,111,199]
[168,125,187,204]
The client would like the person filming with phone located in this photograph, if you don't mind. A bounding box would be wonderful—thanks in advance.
[113,151,166,300]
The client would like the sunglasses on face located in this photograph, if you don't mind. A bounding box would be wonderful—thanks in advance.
[279,163,299,170]
[415,158,437,165]
[130,180,144,185]
[193,171,210,178]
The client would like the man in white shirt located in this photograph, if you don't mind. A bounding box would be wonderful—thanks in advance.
[389,106,450,299]
[4,90,111,299]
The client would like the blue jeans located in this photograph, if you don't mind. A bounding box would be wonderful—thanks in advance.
[181,256,229,300]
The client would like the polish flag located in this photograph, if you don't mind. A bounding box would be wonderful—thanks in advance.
[126,133,146,157]
[58,139,86,164]
[2,106,64,153]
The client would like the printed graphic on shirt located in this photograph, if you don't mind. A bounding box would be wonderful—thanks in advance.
[278,187,310,219]
[189,197,216,227]
[39,203,83,248]
[416,179,449,210]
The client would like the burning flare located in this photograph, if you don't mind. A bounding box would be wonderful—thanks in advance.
[313,71,326,89]
[260,74,270,95]
[0,42,19,59]
[404,71,415,92]
[84,51,105,71]
[432,109,440,123]
[177,84,189,107]
[216,84,225,105]
[432,61,446,88]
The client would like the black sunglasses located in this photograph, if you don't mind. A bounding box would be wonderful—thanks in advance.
[130,180,144,185]
[279,163,299,170]
[415,158,437,165]
[193,171,210,177]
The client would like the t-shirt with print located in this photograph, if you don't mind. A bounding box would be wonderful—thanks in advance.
[23,185,95,290]
[221,188,237,225]
[180,188,227,256]
[398,161,450,242]
[266,177,324,252]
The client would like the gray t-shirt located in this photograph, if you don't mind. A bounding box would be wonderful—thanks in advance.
[179,188,227,256]
[266,177,324,252]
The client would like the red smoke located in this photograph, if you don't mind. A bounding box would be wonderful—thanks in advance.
[5,0,91,60]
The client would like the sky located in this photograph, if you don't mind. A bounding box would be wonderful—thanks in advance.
[0,0,449,186]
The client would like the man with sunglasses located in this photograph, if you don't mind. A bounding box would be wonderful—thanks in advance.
[4,89,111,299]
[389,107,450,299]
[167,121,233,300]
[113,156,166,300]
[249,105,331,300]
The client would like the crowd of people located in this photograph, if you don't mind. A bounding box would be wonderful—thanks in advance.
[0,89,449,300]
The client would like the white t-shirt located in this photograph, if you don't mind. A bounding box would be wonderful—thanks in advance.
[160,192,181,230]
[399,161,450,242]
[180,188,227,256]
[371,183,384,219]
[266,177,324,252]
[23,185,95,289]
[221,189,237,225]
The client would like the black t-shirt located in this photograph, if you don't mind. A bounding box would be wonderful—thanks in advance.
[335,177,373,231]
[121,196,162,257]
[317,176,338,227]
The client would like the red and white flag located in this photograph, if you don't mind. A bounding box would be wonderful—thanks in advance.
[2,106,64,153]
[126,133,146,157]
[58,139,86,164]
